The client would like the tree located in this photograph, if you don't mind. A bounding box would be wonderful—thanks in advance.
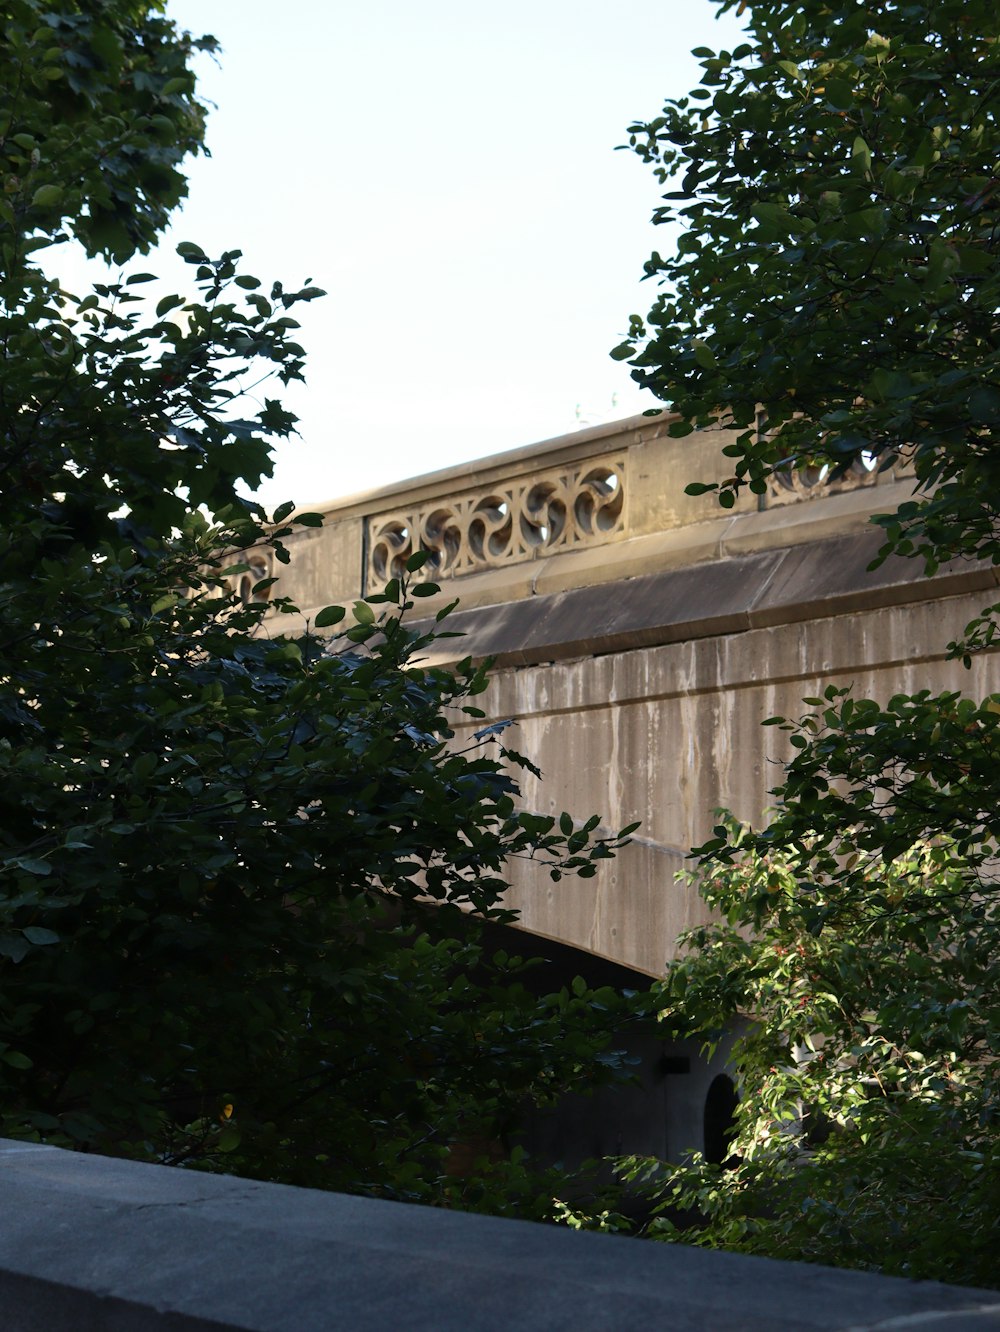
[0,0,641,1216]
[612,0,1000,1287]
[615,0,999,577]
[623,798,999,1288]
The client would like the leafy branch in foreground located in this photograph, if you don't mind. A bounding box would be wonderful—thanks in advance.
[1,0,645,1218]
[618,810,999,1290]
[616,0,999,580]
[0,520,643,1208]
[612,0,1000,1283]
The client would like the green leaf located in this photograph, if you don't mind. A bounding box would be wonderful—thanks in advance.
[11,858,51,877]
[22,926,59,946]
[968,387,1000,425]
[1,1050,33,1069]
[314,604,346,628]
[217,1127,241,1152]
[0,936,30,963]
[824,79,854,109]
[31,184,63,208]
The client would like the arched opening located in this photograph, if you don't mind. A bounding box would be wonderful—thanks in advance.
[703,1073,738,1166]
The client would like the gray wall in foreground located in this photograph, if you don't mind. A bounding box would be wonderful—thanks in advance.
[1,1140,998,1331]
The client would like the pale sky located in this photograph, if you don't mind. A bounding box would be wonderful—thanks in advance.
[86,2,746,508]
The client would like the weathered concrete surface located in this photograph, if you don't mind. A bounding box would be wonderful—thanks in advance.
[434,534,1000,975]
[406,528,995,669]
[259,415,1000,975]
[1,1140,998,1332]
[476,600,998,975]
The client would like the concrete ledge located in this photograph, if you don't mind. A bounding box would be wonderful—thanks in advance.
[407,530,999,668]
[1,1140,998,1331]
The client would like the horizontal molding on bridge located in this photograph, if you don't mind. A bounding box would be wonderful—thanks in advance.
[407,527,999,669]
[2,1139,998,1332]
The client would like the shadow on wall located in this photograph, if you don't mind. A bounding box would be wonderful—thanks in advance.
[480,922,742,1209]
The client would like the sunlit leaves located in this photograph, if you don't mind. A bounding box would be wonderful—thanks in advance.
[618,0,999,583]
[615,0,1000,1286]
[625,806,999,1287]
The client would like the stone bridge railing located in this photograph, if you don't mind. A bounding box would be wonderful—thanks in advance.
[366,451,628,586]
[260,412,913,626]
[252,413,994,979]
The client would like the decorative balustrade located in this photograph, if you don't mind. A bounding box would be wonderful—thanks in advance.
[225,550,272,604]
[363,438,914,592]
[766,450,915,507]
[258,414,925,613]
[366,455,626,590]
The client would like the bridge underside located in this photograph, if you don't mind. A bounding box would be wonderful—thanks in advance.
[479,917,741,1185]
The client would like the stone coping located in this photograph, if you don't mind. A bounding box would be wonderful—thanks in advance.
[406,528,999,669]
[1,1139,998,1331]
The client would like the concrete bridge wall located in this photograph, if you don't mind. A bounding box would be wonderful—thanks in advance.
[263,414,1000,977]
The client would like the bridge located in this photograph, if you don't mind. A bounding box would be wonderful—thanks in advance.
[264,411,997,970]
[256,413,998,1165]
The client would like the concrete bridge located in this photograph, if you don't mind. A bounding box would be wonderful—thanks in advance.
[264,411,998,975]
[255,413,998,1166]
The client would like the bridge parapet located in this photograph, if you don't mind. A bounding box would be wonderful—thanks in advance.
[258,416,993,977]
[265,413,912,629]
[366,449,627,587]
